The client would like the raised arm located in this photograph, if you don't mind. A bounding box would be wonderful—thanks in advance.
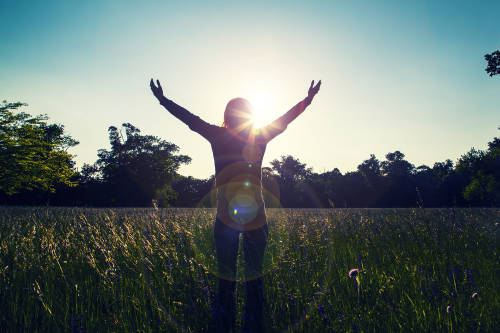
[150,79,217,140]
[259,80,321,142]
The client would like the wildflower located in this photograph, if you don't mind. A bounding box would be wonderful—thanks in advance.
[471,292,478,299]
[348,268,360,278]
[446,305,451,313]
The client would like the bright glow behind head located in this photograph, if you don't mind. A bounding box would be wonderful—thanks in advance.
[248,91,277,128]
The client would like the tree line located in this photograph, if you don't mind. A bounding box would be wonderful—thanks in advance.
[1,101,498,208]
[1,49,499,207]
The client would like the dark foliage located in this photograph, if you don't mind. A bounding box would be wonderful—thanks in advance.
[485,49,500,76]
[76,123,191,207]
[2,103,499,208]
[0,101,78,202]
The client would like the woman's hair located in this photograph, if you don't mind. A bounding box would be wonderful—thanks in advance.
[223,98,254,130]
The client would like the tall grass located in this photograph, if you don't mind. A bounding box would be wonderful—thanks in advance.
[0,207,498,332]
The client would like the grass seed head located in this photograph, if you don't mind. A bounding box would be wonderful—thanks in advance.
[349,268,360,278]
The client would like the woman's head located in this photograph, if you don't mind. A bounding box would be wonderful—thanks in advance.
[223,98,254,131]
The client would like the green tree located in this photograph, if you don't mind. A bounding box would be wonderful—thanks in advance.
[457,129,500,205]
[0,100,79,195]
[270,155,313,207]
[86,123,191,206]
[314,168,343,208]
[171,175,214,207]
[381,151,415,178]
[270,155,312,183]
[356,154,383,207]
[379,151,416,207]
[485,49,500,76]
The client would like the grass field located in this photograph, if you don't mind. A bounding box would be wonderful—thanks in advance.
[0,207,499,332]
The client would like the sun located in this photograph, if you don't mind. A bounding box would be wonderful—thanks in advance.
[248,91,276,128]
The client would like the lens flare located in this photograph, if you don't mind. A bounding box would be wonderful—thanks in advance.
[179,167,332,332]
[228,193,259,225]
[248,91,275,128]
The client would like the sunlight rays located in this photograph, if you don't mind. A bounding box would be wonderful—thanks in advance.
[248,91,277,128]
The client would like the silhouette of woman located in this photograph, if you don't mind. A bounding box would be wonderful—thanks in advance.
[150,78,321,332]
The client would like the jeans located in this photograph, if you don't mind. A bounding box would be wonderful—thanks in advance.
[213,217,268,333]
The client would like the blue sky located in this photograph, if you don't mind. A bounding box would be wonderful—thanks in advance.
[1,0,499,178]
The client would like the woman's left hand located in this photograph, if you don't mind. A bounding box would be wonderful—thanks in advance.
[307,80,321,101]
[150,79,165,101]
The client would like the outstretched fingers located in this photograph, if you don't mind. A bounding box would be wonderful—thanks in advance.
[307,79,321,99]
[151,78,161,91]
[150,78,164,100]
[315,80,321,92]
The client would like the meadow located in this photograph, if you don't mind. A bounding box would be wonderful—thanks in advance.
[0,206,498,332]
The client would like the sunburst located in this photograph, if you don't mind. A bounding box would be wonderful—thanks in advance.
[248,91,276,128]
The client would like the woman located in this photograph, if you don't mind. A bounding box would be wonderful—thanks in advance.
[150,78,321,332]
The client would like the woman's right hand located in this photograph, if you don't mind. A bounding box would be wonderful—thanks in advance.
[150,79,165,101]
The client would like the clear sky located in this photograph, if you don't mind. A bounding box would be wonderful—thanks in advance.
[1,0,499,178]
